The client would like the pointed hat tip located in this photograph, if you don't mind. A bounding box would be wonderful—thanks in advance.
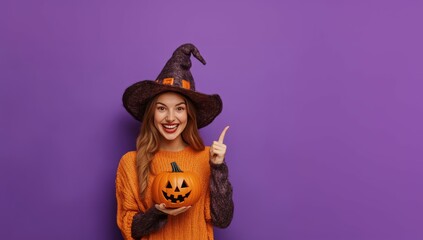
[175,43,206,65]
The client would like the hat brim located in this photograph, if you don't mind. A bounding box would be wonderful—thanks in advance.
[123,81,222,128]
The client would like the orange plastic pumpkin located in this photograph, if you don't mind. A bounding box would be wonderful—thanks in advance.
[152,162,201,208]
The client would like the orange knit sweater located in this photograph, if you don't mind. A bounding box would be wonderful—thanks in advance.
[116,147,214,240]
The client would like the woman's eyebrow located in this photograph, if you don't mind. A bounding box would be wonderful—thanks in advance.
[156,102,186,106]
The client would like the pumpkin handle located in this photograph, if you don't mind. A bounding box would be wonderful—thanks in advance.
[171,162,183,172]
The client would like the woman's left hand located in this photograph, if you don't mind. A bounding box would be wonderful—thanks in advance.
[155,203,191,216]
[210,126,229,165]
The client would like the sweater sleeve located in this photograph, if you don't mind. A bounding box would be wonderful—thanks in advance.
[209,161,234,228]
[115,153,168,239]
[131,207,168,239]
[116,169,139,240]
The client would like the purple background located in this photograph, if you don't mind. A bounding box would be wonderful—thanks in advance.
[1,0,423,239]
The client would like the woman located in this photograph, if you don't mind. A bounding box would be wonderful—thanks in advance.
[116,44,234,240]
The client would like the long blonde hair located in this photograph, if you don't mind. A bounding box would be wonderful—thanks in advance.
[135,92,205,198]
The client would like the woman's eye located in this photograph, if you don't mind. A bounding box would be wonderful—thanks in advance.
[157,106,165,111]
[177,107,185,111]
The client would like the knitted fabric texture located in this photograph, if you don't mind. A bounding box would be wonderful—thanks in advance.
[129,163,233,239]
[131,207,168,239]
[210,162,234,228]
[116,147,214,240]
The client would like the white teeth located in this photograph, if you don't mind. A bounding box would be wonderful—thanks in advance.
[163,125,178,129]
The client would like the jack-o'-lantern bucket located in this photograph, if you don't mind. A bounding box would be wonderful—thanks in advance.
[152,162,201,208]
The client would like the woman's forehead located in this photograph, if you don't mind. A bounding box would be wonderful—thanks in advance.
[156,92,186,104]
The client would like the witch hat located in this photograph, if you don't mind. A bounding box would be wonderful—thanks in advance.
[122,43,222,128]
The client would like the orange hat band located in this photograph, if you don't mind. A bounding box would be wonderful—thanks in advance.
[156,78,191,90]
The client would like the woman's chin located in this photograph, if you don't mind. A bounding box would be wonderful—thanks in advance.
[159,131,182,142]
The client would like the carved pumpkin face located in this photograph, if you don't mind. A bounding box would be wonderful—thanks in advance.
[152,162,201,208]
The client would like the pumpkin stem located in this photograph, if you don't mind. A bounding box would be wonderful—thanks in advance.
[171,162,183,172]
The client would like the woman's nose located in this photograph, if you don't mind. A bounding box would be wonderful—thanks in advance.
[166,110,175,122]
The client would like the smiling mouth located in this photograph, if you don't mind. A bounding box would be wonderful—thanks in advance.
[162,190,191,203]
[162,124,179,133]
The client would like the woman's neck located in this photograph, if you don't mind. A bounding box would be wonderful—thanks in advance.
[159,136,187,152]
